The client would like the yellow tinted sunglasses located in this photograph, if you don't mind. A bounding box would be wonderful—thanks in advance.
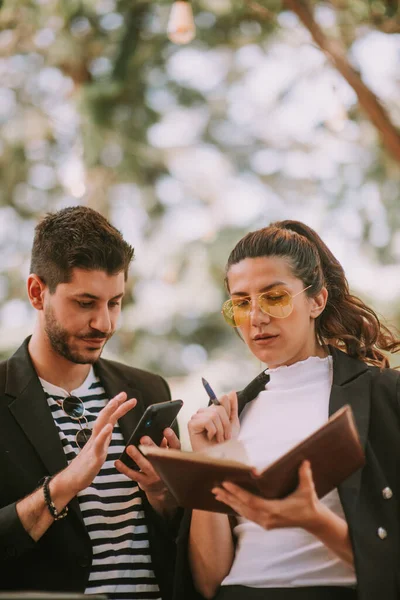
[222,285,312,327]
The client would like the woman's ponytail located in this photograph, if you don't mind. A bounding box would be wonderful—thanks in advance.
[277,220,400,367]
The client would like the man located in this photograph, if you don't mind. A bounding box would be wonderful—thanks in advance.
[0,206,181,599]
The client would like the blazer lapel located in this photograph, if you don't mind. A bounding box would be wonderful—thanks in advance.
[6,340,85,523]
[9,375,68,476]
[6,340,68,476]
[94,359,146,444]
[328,346,371,516]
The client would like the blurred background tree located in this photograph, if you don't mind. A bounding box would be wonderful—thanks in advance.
[0,0,399,437]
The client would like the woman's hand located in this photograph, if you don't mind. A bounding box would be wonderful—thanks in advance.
[212,460,354,565]
[115,428,181,517]
[188,390,240,452]
[213,461,323,532]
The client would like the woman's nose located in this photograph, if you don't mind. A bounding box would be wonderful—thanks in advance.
[249,299,271,326]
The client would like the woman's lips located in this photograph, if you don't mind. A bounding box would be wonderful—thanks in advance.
[253,334,279,344]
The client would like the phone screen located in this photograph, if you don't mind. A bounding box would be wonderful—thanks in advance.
[118,399,183,470]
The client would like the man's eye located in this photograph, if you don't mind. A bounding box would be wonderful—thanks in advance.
[109,301,121,308]
[78,301,94,308]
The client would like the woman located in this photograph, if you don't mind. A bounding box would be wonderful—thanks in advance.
[179,221,400,600]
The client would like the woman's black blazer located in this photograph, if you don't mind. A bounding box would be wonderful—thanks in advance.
[173,347,400,600]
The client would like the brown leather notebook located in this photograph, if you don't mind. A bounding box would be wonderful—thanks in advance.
[140,405,365,515]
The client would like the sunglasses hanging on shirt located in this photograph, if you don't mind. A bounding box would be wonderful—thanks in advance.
[57,395,92,450]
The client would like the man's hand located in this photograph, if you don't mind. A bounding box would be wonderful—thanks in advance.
[17,392,137,542]
[188,391,240,452]
[58,392,137,495]
[115,427,181,517]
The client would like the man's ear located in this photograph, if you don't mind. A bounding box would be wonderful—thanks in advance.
[27,274,47,310]
[310,286,328,319]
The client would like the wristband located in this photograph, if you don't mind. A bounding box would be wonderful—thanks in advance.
[42,476,68,521]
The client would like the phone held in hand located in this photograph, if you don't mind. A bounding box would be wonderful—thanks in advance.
[118,399,183,471]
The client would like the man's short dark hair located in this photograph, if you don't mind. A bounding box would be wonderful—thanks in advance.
[30,206,134,292]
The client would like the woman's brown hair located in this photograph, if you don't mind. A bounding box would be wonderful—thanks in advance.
[225,220,400,368]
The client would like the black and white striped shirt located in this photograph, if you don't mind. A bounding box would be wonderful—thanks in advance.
[40,368,161,600]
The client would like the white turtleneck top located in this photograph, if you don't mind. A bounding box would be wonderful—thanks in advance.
[222,355,356,589]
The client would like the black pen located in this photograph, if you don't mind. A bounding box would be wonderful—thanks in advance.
[201,377,221,406]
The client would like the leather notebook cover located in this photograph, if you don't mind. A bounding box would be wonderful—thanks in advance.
[140,405,365,515]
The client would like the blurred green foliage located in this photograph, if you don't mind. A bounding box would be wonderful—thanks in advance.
[0,0,399,376]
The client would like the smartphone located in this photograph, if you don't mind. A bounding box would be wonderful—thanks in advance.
[118,399,183,470]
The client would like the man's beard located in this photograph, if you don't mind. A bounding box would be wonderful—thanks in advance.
[44,305,112,365]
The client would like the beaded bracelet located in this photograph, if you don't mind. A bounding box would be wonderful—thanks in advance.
[42,476,68,521]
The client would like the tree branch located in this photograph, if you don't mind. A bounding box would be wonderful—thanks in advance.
[243,0,276,22]
[281,0,400,162]
[113,2,149,81]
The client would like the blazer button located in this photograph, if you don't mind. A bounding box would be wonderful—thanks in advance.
[377,527,387,540]
[382,487,393,500]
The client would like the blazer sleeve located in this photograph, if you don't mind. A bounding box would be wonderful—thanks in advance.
[173,509,205,600]
[134,371,184,600]
[147,374,203,599]
[0,357,37,562]
[0,501,36,562]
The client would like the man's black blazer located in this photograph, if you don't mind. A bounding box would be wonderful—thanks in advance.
[0,338,178,598]
[173,347,400,600]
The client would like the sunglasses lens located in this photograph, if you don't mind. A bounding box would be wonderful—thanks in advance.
[222,289,295,326]
[232,302,250,326]
[63,396,85,419]
[222,300,238,327]
[259,290,292,318]
[76,428,92,449]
